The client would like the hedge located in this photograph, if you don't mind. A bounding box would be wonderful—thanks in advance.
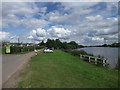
[62,49,93,57]
[4,46,44,54]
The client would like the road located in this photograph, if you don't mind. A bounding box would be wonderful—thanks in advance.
[2,52,35,85]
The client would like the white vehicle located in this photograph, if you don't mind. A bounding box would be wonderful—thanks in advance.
[44,49,53,53]
[34,49,38,55]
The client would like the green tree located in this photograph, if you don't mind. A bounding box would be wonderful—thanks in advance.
[61,42,69,49]
[39,40,45,46]
[55,39,62,49]
[68,41,79,49]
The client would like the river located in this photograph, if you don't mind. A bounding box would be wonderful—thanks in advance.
[75,47,119,69]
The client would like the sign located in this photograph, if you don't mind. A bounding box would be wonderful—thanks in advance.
[6,46,11,54]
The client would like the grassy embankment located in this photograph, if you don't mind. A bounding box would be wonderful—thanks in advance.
[17,50,118,88]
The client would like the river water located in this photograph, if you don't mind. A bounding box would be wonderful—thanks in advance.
[75,47,119,69]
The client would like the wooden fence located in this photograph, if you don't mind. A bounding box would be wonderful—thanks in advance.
[80,54,107,66]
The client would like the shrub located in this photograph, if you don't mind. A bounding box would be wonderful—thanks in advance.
[62,49,88,57]
[10,46,34,54]
[36,46,44,49]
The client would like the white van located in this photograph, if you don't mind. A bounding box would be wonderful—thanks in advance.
[44,49,53,53]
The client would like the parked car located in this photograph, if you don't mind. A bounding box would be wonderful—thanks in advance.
[44,49,53,53]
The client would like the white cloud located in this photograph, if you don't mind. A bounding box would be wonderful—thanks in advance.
[27,35,33,39]
[0,31,11,42]
[2,2,49,29]
[1,2,118,45]
[48,26,71,40]
[28,26,71,42]
[36,28,46,37]
[92,37,104,41]
[23,18,49,29]
[29,28,47,41]
[86,15,103,21]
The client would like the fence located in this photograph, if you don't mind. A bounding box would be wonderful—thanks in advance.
[80,54,107,67]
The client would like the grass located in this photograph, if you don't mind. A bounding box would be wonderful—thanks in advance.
[17,50,118,88]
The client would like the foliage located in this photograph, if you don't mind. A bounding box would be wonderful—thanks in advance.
[63,49,92,57]
[10,46,34,54]
[38,39,84,49]
[96,42,120,47]
[39,40,45,46]
[2,46,43,54]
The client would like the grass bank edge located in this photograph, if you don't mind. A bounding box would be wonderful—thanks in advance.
[17,50,118,88]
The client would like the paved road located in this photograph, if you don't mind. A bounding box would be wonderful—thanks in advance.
[2,52,35,85]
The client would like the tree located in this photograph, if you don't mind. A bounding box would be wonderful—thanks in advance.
[45,39,80,49]
[68,41,79,49]
[46,39,53,48]
[55,39,62,49]
[61,42,69,49]
[39,40,45,46]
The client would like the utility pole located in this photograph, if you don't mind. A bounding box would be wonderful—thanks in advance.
[18,37,20,44]
[33,39,36,51]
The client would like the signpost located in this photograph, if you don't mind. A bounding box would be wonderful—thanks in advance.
[6,46,11,54]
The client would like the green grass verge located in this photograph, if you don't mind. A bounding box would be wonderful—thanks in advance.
[17,50,118,88]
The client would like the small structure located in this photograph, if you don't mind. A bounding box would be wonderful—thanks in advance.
[5,46,11,54]
[80,54,107,67]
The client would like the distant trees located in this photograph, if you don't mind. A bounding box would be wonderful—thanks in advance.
[101,42,120,47]
[68,41,79,49]
[111,42,120,47]
[39,40,45,46]
[38,39,84,49]
[94,42,120,47]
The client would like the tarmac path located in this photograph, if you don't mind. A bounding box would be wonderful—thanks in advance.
[2,51,35,86]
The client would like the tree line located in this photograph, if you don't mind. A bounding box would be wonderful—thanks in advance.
[95,42,120,47]
[39,39,84,49]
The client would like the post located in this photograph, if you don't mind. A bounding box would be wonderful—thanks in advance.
[103,59,106,66]
[95,58,97,65]
[80,54,82,58]
[33,39,36,55]
[89,56,91,62]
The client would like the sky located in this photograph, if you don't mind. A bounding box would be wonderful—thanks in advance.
[0,1,119,46]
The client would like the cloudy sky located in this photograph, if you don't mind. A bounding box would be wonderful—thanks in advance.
[1,1,118,46]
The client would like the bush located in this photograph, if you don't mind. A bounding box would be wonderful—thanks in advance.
[62,49,89,57]
[36,46,44,49]
[70,51,81,56]
[10,46,34,53]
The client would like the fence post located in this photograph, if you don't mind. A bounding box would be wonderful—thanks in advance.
[103,59,106,66]
[80,54,82,58]
[89,56,91,62]
[95,58,97,65]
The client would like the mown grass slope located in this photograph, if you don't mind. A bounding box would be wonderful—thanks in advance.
[18,50,118,88]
